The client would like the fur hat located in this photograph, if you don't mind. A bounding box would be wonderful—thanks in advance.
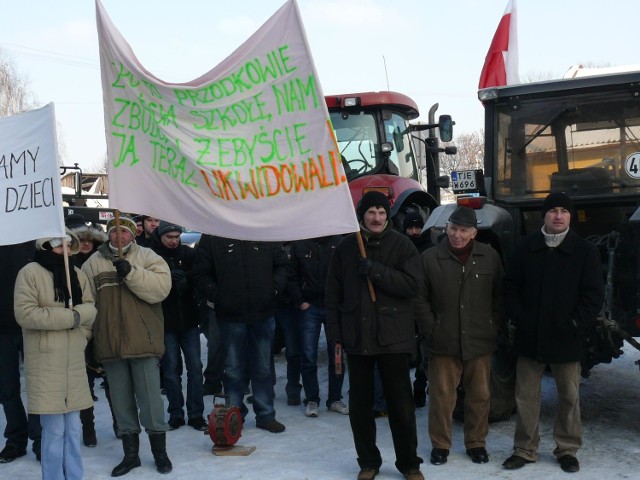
[37,228,80,254]
[65,213,107,244]
[357,191,391,220]
[403,212,424,231]
[157,221,182,238]
[106,215,137,239]
[542,192,573,217]
[448,206,477,228]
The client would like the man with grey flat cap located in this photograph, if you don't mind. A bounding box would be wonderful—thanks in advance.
[416,205,504,467]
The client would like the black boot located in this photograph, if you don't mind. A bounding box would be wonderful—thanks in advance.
[149,433,172,474]
[80,407,97,447]
[111,433,141,477]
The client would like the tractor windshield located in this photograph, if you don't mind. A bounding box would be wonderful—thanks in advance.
[492,89,640,201]
[329,110,418,181]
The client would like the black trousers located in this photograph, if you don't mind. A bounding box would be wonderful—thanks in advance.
[347,353,422,473]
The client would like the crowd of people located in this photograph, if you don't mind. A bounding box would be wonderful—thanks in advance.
[0,191,603,480]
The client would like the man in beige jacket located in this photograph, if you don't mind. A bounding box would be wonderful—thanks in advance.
[82,215,171,477]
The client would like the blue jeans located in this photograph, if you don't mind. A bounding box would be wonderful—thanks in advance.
[40,412,82,480]
[219,317,276,425]
[299,304,346,406]
[0,332,41,454]
[275,306,301,400]
[162,327,204,420]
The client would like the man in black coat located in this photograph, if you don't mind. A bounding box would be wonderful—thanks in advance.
[326,191,424,480]
[151,222,207,432]
[502,192,604,474]
[192,235,289,434]
[0,242,41,463]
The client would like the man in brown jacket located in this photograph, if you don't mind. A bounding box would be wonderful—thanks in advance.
[416,206,504,466]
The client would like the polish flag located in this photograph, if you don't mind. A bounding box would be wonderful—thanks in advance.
[478,0,519,89]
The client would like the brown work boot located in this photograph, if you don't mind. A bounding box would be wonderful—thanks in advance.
[356,468,379,480]
[404,469,424,480]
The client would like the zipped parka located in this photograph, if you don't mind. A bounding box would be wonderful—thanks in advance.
[81,242,171,363]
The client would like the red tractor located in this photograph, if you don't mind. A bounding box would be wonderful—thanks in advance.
[325,91,455,229]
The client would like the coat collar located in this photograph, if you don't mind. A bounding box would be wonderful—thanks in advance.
[530,229,577,254]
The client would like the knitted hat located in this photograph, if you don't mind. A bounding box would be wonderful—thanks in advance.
[448,206,477,228]
[357,191,390,220]
[106,215,137,239]
[403,212,424,231]
[157,221,182,238]
[542,192,573,217]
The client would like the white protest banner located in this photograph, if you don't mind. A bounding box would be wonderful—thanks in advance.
[96,0,359,241]
[0,104,66,245]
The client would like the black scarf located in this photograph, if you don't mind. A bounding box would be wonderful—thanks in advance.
[34,249,84,305]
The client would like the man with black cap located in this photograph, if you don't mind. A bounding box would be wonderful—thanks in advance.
[400,211,432,408]
[326,191,424,480]
[502,192,603,473]
[151,221,207,432]
[402,212,432,253]
[416,205,504,467]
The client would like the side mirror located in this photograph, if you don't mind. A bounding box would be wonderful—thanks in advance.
[74,171,82,198]
[438,115,454,142]
[435,175,450,188]
[444,146,457,155]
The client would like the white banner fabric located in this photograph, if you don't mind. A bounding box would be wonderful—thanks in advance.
[96,0,359,241]
[0,104,66,245]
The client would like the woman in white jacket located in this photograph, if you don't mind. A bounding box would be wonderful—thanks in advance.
[14,230,96,480]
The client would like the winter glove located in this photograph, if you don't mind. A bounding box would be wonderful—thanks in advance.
[112,259,132,279]
[72,310,81,329]
[357,257,373,277]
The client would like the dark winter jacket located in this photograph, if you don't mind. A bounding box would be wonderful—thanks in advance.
[0,241,35,334]
[504,229,604,364]
[416,238,505,360]
[408,233,433,253]
[325,223,422,355]
[289,235,342,308]
[191,235,289,324]
[151,238,200,334]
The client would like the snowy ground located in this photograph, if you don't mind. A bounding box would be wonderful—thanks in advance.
[2,335,640,480]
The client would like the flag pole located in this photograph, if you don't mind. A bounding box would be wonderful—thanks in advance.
[114,209,123,258]
[356,231,376,302]
[62,236,74,308]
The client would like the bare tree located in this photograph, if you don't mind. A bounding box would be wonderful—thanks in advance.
[94,153,109,174]
[520,70,557,83]
[439,130,484,199]
[0,49,35,117]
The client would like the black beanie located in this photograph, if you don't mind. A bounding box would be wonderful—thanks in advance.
[542,192,573,217]
[403,212,424,231]
[157,221,182,237]
[357,191,391,220]
[65,213,86,230]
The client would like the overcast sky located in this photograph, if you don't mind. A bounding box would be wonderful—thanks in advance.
[2,0,640,170]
